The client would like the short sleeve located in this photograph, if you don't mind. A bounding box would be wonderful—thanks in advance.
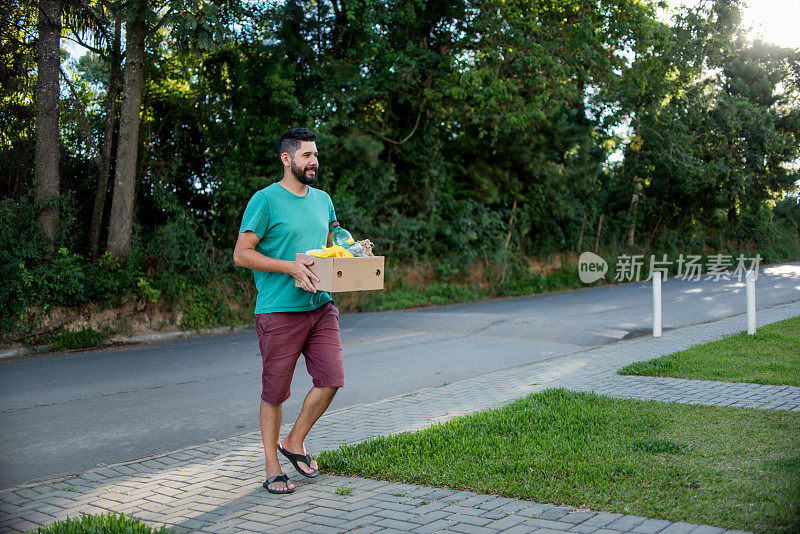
[327,194,337,231]
[239,191,270,238]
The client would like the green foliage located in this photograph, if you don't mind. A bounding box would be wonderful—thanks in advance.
[34,512,171,534]
[179,281,238,331]
[0,198,144,336]
[48,327,107,352]
[136,278,161,304]
[2,0,799,338]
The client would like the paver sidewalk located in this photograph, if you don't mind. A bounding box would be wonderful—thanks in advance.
[1,302,798,534]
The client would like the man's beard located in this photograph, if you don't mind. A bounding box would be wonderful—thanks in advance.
[291,160,318,185]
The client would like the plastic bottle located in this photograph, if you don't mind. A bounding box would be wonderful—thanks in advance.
[331,222,365,257]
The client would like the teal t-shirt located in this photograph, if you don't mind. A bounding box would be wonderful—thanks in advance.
[239,183,337,313]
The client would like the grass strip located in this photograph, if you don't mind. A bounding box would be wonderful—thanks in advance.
[619,315,800,386]
[318,389,800,534]
[34,512,171,533]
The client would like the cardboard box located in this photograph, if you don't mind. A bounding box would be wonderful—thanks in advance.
[295,253,385,292]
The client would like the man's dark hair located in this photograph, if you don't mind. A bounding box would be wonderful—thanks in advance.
[278,127,317,159]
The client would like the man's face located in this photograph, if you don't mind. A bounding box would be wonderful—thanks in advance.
[288,141,319,185]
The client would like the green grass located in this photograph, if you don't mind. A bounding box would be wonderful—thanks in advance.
[619,315,800,386]
[318,389,800,534]
[33,512,171,533]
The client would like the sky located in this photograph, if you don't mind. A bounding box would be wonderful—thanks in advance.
[666,0,800,49]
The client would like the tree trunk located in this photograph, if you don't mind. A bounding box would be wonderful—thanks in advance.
[594,214,603,253]
[627,191,639,247]
[90,10,122,256]
[107,4,146,258]
[34,0,62,245]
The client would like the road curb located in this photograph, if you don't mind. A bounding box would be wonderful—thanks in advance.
[0,324,253,361]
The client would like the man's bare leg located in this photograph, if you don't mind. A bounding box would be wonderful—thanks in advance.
[260,400,295,492]
[281,386,338,475]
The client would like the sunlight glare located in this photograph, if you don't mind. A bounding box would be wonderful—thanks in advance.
[744,0,800,49]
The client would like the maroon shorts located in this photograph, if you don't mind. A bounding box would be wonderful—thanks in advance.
[255,302,344,405]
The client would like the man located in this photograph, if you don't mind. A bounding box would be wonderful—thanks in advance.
[233,127,343,494]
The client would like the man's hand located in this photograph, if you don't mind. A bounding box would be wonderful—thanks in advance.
[289,257,320,293]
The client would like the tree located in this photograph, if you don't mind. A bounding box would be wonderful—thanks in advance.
[105,0,240,258]
[88,5,123,255]
[106,0,146,258]
[34,0,62,245]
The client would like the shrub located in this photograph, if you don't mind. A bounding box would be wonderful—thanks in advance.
[48,327,107,352]
[180,282,238,330]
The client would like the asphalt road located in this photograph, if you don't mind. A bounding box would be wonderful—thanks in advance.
[1,262,798,489]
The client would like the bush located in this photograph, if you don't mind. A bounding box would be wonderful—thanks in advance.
[48,327,107,352]
[34,512,171,533]
[180,281,239,330]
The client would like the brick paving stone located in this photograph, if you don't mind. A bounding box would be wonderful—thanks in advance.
[440,491,479,504]
[690,527,725,534]
[412,501,449,515]
[523,517,576,531]
[605,515,649,531]
[450,522,501,534]
[539,506,576,521]
[410,510,451,524]
[486,514,528,530]
[495,501,533,515]
[442,504,488,516]
[456,514,494,527]
[412,518,458,533]
[582,513,625,528]
[632,518,673,534]
[377,500,420,512]
[296,523,342,534]
[480,509,508,520]
[517,503,556,517]
[459,495,494,507]
[375,517,424,530]
[569,524,600,533]
[659,522,700,534]
[561,511,598,525]
[376,508,419,522]
[476,497,511,511]
[347,526,384,534]
[304,514,349,528]
[500,524,540,534]
[337,506,382,521]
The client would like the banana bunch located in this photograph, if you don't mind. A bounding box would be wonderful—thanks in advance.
[307,245,353,258]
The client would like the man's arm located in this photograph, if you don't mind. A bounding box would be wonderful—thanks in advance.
[327,231,333,248]
[232,231,320,293]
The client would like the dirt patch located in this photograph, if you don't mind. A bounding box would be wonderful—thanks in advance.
[525,252,578,275]
[1,301,188,348]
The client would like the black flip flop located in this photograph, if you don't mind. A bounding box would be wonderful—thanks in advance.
[263,474,294,494]
[278,444,319,478]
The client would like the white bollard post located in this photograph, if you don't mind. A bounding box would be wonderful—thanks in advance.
[746,270,756,335]
[653,271,662,338]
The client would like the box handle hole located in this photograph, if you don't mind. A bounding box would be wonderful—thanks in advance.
[337,271,343,278]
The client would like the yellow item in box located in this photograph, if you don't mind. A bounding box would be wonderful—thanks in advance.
[306,245,353,258]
